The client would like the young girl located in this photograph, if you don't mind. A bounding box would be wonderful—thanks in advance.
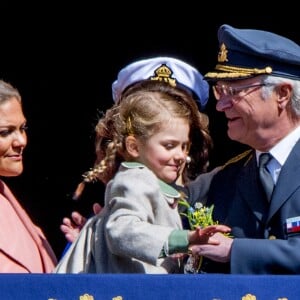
[54,83,230,273]
[61,58,216,244]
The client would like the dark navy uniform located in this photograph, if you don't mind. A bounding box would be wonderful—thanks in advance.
[202,143,300,274]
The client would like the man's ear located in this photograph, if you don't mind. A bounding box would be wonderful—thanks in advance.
[125,136,139,158]
[277,83,292,110]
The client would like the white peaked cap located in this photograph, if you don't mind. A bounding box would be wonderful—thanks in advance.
[112,57,209,110]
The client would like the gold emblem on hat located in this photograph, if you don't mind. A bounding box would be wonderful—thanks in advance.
[218,43,228,63]
[150,64,176,87]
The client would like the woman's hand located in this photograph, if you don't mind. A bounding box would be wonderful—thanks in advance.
[60,203,102,243]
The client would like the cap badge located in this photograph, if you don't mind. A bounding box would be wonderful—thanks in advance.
[150,64,177,87]
[218,43,228,63]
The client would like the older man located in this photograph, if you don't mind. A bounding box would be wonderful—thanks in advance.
[189,24,300,274]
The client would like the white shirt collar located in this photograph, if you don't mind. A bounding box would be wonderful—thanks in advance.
[256,126,300,165]
[270,125,300,166]
[255,126,300,183]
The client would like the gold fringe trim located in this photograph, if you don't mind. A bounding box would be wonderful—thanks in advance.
[205,65,272,79]
[221,149,253,170]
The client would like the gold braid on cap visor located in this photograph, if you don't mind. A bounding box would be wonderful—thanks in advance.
[205,65,273,79]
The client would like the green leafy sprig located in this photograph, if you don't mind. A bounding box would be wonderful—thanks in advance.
[178,198,217,230]
[178,197,230,274]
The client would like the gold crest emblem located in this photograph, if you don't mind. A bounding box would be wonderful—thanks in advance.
[242,294,256,300]
[79,294,94,300]
[150,64,177,87]
[218,43,228,63]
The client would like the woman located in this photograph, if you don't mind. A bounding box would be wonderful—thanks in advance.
[0,80,57,272]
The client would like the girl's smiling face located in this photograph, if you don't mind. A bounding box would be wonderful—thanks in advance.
[133,118,190,183]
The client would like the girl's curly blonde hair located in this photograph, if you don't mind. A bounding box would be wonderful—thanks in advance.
[73,80,213,200]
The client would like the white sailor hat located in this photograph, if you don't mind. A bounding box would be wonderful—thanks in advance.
[112,57,209,110]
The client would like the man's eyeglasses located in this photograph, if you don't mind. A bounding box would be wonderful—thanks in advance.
[212,83,269,100]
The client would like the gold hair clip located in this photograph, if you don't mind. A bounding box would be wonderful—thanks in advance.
[126,116,134,135]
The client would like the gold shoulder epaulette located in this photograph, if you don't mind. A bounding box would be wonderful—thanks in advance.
[221,149,253,169]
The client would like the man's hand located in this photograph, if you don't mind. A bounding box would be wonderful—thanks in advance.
[189,232,233,262]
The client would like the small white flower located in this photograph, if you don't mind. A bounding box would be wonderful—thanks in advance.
[194,202,203,210]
